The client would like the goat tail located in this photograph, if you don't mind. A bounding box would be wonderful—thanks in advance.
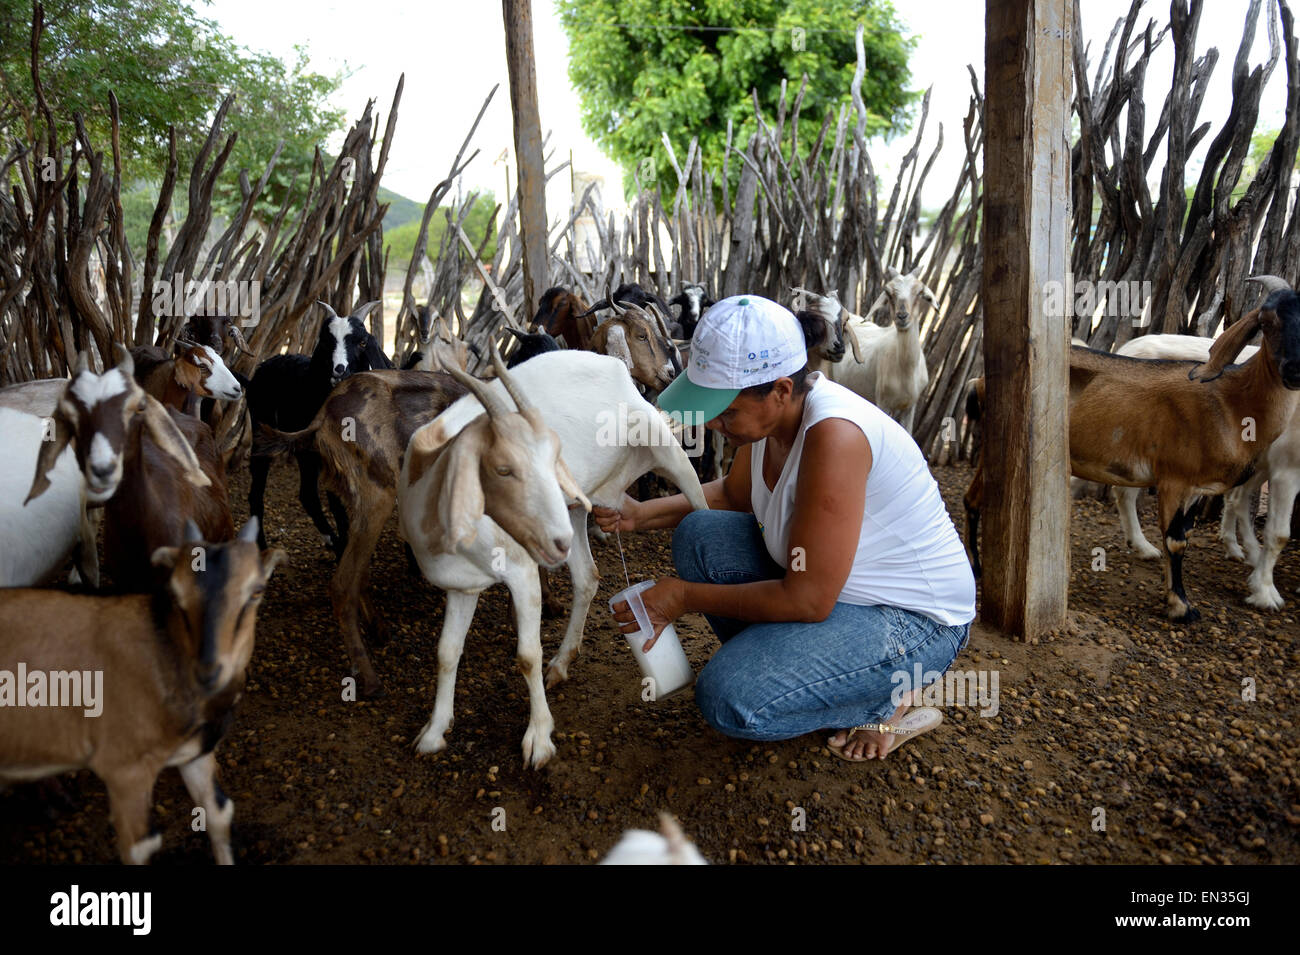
[251,421,316,459]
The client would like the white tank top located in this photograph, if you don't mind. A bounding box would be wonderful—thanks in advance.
[750,373,976,626]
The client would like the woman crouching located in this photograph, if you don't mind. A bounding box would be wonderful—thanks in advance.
[596,295,976,761]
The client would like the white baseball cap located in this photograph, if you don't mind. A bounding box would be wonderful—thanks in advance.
[657,294,808,422]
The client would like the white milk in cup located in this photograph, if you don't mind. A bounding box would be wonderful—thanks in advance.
[609,580,695,700]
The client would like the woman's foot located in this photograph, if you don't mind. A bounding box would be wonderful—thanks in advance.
[828,698,912,760]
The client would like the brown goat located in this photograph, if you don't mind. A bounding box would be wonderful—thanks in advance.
[0,519,284,864]
[254,370,467,695]
[532,286,592,348]
[965,280,1300,620]
[28,346,233,591]
[587,300,679,394]
[130,342,244,415]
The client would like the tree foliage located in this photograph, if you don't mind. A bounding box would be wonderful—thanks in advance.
[0,0,344,221]
[385,192,499,268]
[557,0,915,191]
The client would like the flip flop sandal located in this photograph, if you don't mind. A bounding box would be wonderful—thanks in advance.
[826,707,944,762]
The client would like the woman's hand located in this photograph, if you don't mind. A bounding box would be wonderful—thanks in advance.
[611,576,686,652]
[592,493,644,534]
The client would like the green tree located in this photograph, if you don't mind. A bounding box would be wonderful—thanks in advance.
[385,192,499,268]
[0,0,343,223]
[557,0,915,193]
[1247,126,1300,180]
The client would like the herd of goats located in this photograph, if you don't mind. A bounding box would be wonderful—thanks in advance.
[0,263,1298,865]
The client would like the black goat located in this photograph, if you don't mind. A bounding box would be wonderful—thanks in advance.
[580,282,676,330]
[246,300,390,551]
[503,326,561,367]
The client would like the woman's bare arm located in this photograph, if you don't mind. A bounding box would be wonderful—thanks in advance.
[618,419,872,642]
[594,443,754,531]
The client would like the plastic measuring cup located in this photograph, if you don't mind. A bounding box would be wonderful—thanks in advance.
[609,580,695,700]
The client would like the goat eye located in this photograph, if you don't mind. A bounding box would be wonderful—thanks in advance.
[135,401,147,414]
[496,466,512,477]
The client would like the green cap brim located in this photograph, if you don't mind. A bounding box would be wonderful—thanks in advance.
[656,373,740,424]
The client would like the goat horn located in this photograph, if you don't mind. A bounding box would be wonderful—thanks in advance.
[317,301,340,319]
[446,363,510,421]
[352,300,380,319]
[647,301,674,340]
[112,342,134,377]
[1246,274,1292,294]
[74,350,91,375]
[183,519,203,543]
[227,323,256,358]
[488,338,534,413]
[237,517,260,543]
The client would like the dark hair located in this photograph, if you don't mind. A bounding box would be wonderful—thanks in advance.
[739,365,812,399]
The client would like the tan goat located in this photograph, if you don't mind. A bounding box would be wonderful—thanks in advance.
[0,519,284,864]
[964,277,1300,621]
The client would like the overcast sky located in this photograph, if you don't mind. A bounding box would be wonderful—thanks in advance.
[203,0,1290,215]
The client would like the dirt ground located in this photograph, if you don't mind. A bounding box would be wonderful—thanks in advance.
[2,461,1298,865]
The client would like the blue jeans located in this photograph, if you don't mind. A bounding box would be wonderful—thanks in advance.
[673,509,971,742]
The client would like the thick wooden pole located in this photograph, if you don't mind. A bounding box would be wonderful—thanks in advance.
[981,0,1072,637]
[503,0,548,324]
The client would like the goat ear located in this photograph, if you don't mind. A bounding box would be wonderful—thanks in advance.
[173,352,205,393]
[601,323,635,372]
[922,284,940,311]
[846,323,864,363]
[439,425,486,549]
[26,404,73,504]
[150,546,180,569]
[364,334,393,370]
[260,548,288,578]
[142,396,211,488]
[555,455,591,512]
[864,290,887,325]
[1190,308,1261,382]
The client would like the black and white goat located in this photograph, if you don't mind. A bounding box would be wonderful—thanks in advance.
[246,300,390,551]
[668,284,715,339]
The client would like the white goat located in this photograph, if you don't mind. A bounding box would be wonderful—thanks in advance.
[826,266,938,433]
[398,348,709,767]
[1112,332,1300,610]
[0,378,98,587]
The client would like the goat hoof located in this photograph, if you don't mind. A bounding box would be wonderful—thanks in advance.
[358,676,385,699]
[1168,605,1201,624]
[413,725,448,755]
[544,662,568,690]
[1134,545,1161,560]
[522,731,556,769]
[1245,589,1284,611]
